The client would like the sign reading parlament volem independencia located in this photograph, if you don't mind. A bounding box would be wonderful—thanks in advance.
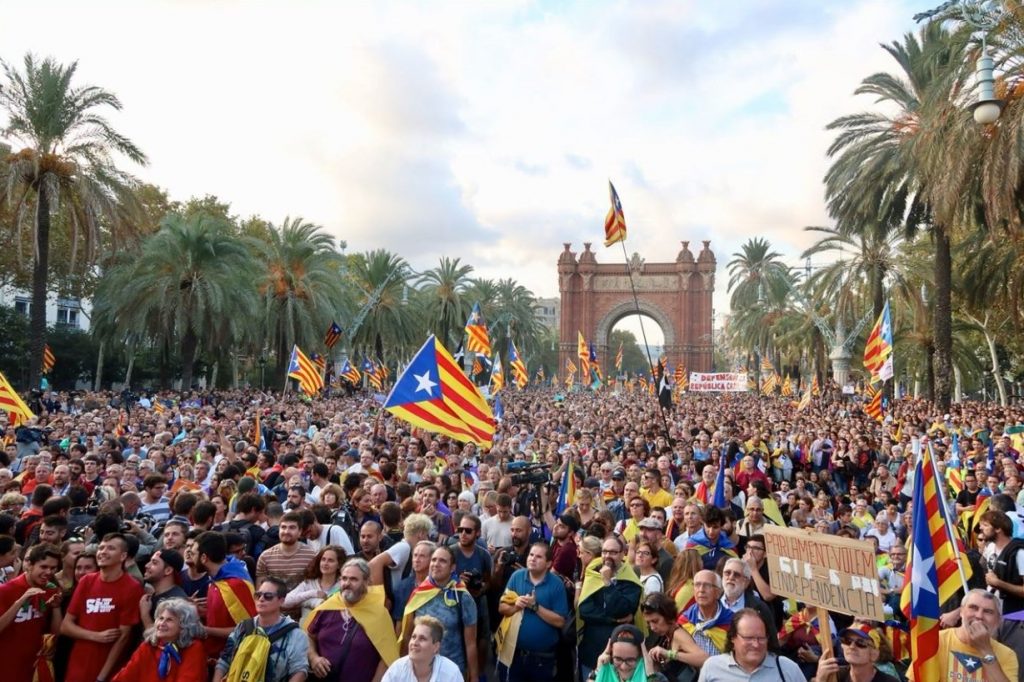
[762,525,886,621]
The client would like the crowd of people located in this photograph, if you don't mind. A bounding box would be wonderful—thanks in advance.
[0,384,1021,682]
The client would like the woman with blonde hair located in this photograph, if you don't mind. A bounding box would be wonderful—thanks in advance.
[666,548,702,611]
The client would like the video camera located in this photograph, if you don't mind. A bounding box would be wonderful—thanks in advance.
[505,461,552,487]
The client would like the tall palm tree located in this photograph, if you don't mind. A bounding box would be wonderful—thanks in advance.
[726,238,793,311]
[417,257,473,349]
[96,213,258,388]
[258,216,347,381]
[346,249,418,362]
[824,23,972,408]
[0,54,147,388]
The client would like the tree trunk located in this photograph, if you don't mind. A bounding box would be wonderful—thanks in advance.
[934,229,953,409]
[181,327,198,389]
[28,183,51,390]
[926,343,936,403]
[953,364,963,404]
[210,361,219,390]
[159,336,170,389]
[94,340,105,391]
[124,348,136,388]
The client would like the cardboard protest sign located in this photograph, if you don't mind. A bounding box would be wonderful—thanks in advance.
[762,525,887,621]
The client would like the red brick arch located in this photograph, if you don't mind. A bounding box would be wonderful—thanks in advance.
[557,241,715,374]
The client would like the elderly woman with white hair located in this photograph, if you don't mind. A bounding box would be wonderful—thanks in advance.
[112,597,207,682]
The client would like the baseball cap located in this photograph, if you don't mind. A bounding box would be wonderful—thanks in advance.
[839,627,880,648]
[612,469,626,481]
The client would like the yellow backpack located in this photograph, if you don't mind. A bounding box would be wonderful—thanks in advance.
[225,618,299,682]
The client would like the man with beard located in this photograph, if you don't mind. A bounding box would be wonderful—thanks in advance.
[979,509,1024,677]
[304,558,398,682]
[138,549,188,629]
[551,513,580,579]
[720,558,778,648]
[577,535,642,680]
[0,543,63,682]
[491,516,532,591]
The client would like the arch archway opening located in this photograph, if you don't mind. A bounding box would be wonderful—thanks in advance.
[610,313,665,375]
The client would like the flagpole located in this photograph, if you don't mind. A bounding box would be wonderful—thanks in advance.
[619,240,673,441]
[926,440,970,595]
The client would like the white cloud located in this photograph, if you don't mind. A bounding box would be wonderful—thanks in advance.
[1,0,940,323]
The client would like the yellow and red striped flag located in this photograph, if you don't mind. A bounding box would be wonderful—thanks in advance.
[864,301,894,381]
[490,353,504,393]
[323,321,342,349]
[615,342,623,372]
[0,371,35,427]
[42,344,55,374]
[383,335,495,447]
[603,180,627,247]
[865,384,884,423]
[340,359,361,384]
[287,345,324,395]
[797,383,812,412]
[577,331,590,378]
[508,341,528,389]
[465,303,492,356]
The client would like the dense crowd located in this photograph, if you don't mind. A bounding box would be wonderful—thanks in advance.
[0,384,1020,682]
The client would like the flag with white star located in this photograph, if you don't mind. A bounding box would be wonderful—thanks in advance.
[384,335,495,447]
[906,445,942,682]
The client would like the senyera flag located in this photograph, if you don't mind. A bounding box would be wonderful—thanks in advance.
[604,180,627,247]
[384,335,495,448]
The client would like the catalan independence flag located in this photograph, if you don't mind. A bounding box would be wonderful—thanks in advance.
[340,359,361,384]
[577,331,590,378]
[903,445,943,682]
[508,341,528,389]
[209,557,256,627]
[865,384,884,423]
[797,383,812,412]
[0,371,35,427]
[42,344,55,374]
[288,345,324,395]
[615,342,624,372]
[363,358,383,390]
[324,321,342,349]
[384,335,495,447]
[556,454,577,515]
[490,353,505,393]
[465,302,492,356]
[604,180,627,247]
[864,301,894,381]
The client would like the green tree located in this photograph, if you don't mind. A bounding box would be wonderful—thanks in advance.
[610,328,646,374]
[417,257,474,350]
[0,54,147,389]
[346,249,418,362]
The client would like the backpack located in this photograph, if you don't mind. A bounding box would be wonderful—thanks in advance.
[225,617,299,682]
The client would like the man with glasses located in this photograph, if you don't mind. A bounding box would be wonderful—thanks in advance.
[642,469,673,510]
[577,536,643,680]
[678,569,733,657]
[498,542,569,682]
[453,514,492,677]
[720,558,778,649]
[817,626,899,682]
[214,576,309,682]
[698,608,804,681]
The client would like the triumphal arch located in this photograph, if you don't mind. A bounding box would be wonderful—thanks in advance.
[557,241,716,375]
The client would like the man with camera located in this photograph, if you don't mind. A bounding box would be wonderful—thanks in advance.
[453,513,492,682]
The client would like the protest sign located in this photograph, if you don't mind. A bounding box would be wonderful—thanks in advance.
[762,525,887,621]
[688,372,748,392]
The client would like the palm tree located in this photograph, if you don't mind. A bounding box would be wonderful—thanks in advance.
[726,238,793,311]
[0,54,147,388]
[346,249,418,362]
[417,257,473,349]
[258,216,347,381]
[96,213,258,388]
[823,23,973,408]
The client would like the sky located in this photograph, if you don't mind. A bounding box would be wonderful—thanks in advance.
[1,0,943,345]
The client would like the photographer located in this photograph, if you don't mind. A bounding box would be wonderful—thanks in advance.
[452,514,492,681]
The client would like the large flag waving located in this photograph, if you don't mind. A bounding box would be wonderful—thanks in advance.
[864,301,894,381]
[712,450,727,508]
[904,448,943,682]
[508,341,528,389]
[490,353,505,392]
[288,345,324,395]
[0,371,35,426]
[556,455,577,515]
[384,335,495,448]
[604,180,627,247]
[340,359,361,384]
[577,331,590,378]
[465,303,492,356]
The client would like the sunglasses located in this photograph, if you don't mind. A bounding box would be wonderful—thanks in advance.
[841,637,871,649]
[254,591,280,601]
[456,527,476,534]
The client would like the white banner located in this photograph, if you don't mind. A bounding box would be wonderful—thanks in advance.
[688,372,749,392]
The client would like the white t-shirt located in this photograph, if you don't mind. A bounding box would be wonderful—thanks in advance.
[309,523,354,555]
[864,527,897,552]
[381,654,462,682]
[385,540,413,584]
[481,515,513,549]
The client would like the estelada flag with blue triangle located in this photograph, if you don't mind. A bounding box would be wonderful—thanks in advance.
[384,335,495,447]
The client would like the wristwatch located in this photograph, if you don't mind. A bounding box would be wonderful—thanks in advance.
[982,654,997,665]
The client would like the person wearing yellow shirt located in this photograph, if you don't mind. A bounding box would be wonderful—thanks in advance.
[908,589,1017,682]
[641,470,673,510]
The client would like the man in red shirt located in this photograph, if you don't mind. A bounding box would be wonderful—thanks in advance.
[60,533,144,682]
[0,543,62,681]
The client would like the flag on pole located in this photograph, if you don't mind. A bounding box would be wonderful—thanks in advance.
[615,342,623,372]
[287,346,324,395]
[324,321,343,349]
[42,345,55,374]
[903,448,943,682]
[577,331,590,378]
[865,384,884,423]
[535,366,545,383]
[340,359,361,384]
[311,353,327,375]
[797,384,812,412]
[566,357,577,377]
[556,455,577,514]
[0,371,35,427]
[811,375,821,396]
[465,303,492,355]
[759,357,776,394]
[490,353,504,392]
[363,358,383,390]
[780,375,793,397]
[603,180,627,247]
[493,394,505,423]
[508,341,528,389]
[383,335,495,448]
[864,301,894,381]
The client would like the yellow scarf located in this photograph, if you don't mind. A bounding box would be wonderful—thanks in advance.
[576,557,646,641]
[302,585,398,665]
[398,576,470,646]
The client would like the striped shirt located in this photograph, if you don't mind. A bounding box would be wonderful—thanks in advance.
[255,543,317,592]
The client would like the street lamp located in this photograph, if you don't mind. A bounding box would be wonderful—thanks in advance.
[970,46,1003,124]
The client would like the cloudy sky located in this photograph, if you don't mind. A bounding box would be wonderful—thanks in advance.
[2,0,941,342]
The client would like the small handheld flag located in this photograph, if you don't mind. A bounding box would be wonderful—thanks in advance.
[0,371,35,426]
[508,341,528,389]
[556,455,577,514]
[324,321,343,349]
[465,303,492,356]
[288,345,325,395]
[712,451,727,508]
[615,342,623,372]
[42,344,56,374]
[490,353,505,392]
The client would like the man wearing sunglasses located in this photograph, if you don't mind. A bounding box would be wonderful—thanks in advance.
[816,627,899,682]
[214,577,310,682]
